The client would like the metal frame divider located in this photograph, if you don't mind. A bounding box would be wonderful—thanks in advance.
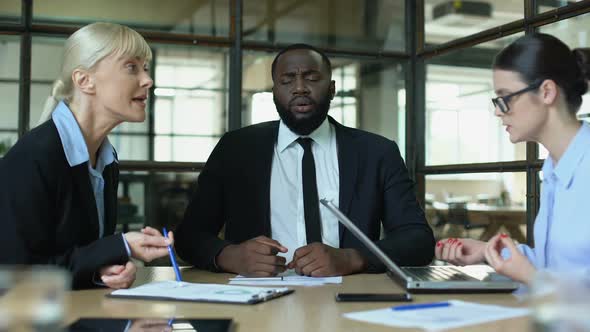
[6,0,590,239]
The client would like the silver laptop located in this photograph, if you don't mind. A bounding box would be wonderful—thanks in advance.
[320,199,519,293]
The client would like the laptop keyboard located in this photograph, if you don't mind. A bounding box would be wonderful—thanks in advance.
[402,267,474,282]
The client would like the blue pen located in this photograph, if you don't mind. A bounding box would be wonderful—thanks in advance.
[392,301,451,311]
[163,227,183,282]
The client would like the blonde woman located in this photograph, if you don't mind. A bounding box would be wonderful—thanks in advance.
[0,22,173,289]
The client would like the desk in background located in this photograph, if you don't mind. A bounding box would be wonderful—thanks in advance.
[427,202,527,243]
[65,267,531,332]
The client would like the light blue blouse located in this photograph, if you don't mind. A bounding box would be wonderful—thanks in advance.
[517,122,590,272]
[52,101,117,238]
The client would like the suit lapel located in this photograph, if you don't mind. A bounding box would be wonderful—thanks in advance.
[102,163,118,237]
[71,164,100,240]
[256,121,279,237]
[332,118,359,243]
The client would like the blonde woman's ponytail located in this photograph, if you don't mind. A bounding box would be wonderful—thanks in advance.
[37,79,67,126]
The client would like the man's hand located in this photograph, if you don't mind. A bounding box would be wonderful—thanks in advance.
[435,238,486,266]
[100,261,137,289]
[484,233,536,284]
[216,236,288,277]
[287,243,367,277]
[124,227,173,262]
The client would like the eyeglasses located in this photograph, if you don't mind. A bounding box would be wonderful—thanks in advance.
[491,81,542,114]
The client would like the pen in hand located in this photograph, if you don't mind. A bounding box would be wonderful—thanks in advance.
[163,227,183,282]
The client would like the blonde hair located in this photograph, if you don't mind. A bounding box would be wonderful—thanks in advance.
[38,22,152,125]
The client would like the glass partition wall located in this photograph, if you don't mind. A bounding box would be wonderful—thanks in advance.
[2,0,590,245]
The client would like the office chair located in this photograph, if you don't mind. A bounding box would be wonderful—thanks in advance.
[444,202,488,238]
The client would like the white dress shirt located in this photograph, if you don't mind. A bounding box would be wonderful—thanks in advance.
[270,118,340,263]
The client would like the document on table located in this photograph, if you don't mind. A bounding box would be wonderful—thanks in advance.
[343,300,530,330]
[108,280,293,304]
[228,270,342,286]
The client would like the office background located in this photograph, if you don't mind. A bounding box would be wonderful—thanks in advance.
[1,0,589,249]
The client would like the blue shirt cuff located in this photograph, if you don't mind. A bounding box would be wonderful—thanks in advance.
[122,234,131,257]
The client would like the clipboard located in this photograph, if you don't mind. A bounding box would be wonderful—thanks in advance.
[107,280,294,305]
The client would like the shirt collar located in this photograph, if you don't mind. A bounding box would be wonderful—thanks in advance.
[277,117,332,153]
[52,101,118,169]
[543,122,590,188]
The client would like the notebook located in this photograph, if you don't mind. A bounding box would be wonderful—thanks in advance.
[108,280,293,304]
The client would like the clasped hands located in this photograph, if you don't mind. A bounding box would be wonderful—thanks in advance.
[216,236,367,277]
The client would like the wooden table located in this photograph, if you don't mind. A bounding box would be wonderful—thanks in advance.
[427,203,527,243]
[64,267,532,331]
[467,204,527,242]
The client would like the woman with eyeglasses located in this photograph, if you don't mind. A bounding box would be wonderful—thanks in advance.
[435,33,590,285]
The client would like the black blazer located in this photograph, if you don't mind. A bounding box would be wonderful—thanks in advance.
[0,120,128,289]
[176,118,435,272]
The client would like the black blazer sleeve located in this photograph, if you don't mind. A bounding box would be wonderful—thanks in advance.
[352,139,435,272]
[175,134,231,271]
[0,124,129,289]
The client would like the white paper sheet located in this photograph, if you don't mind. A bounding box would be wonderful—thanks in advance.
[228,272,342,286]
[343,300,530,331]
[110,280,291,304]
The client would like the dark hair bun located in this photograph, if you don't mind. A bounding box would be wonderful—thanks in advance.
[573,48,590,96]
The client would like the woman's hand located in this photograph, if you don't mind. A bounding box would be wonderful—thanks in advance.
[124,227,174,262]
[99,261,137,289]
[435,238,487,266]
[484,233,536,284]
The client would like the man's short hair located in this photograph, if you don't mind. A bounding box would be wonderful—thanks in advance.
[271,43,332,81]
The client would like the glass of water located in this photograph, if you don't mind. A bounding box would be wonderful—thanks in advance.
[0,266,70,331]
[530,270,590,332]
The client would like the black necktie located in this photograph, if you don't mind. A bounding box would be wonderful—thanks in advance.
[297,137,322,244]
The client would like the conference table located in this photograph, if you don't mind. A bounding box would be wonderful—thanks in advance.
[64,267,532,331]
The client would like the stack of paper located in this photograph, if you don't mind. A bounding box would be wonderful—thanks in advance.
[343,300,530,330]
[228,271,342,286]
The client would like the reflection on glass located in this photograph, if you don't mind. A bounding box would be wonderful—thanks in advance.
[242,51,406,155]
[243,0,405,52]
[109,135,149,161]
[117,171,198,233]
[0,83,19,129]
[0,36,20,150]
[425,172,526,242]
[540,11,590,159]
[30,37,66,128]
[537,0,585,13]
[425,0,523,45]
[33,0,229,36]
[68,318,232,331]
[0,0,20,24]
[425,34,525,165]
[0,133,17,157]
[153,45,228,162]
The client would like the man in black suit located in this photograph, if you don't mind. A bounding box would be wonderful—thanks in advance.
[176,44,434,277]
